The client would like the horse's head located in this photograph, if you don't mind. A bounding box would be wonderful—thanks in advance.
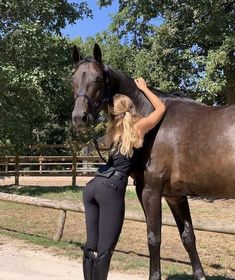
[72,43,112,131]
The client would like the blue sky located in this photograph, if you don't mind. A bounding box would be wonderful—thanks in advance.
[61,0,163,40]
[61,0,119,40]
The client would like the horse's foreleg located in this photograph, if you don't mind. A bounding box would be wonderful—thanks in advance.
[165,196,206,280]
[141,177,163,280]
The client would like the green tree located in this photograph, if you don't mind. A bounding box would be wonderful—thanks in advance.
[0,0,92,152]
[99,0,235,105]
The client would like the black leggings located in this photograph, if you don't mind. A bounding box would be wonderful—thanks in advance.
[83,174,127,253]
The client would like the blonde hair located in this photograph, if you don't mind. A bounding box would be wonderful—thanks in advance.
[105,94,144,157]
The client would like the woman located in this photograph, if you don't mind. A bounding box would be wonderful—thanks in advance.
[82,77,166,280]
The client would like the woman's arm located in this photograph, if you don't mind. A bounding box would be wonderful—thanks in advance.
[134,77,166,136]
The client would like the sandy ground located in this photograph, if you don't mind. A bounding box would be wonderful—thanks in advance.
[0,235,143,280]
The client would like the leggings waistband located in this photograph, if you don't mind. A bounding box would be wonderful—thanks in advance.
[113,170,128,180]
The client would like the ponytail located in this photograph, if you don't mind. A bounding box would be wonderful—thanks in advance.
[120,111,133,157]
[106,94,144,157]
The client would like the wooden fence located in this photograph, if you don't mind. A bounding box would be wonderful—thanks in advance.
[0,155,105,186]
[0,143,108,186]
[0,192,234,242]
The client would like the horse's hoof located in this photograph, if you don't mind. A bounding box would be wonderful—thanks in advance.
[149,271,161,280]
[193,270,206,280]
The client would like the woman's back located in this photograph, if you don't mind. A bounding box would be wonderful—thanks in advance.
[107,148,138,176]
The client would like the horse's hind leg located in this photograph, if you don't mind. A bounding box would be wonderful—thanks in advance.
[165,196,206,280]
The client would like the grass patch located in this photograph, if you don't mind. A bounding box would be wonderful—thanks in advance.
[0,201,24,210]
[0,185,83,201]
[228,249,235,257]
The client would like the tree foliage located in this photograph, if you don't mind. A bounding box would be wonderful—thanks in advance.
[99,0,235,104]
[0,0,92,36]
[0,0,92,152]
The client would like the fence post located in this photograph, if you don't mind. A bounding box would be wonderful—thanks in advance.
[39,155,43,175]
[15,153,19,186]
[5,156,8,173]
[53,210,67,242]
[71,143,77,188]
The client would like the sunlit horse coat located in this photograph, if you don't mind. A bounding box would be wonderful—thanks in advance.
[72,44,235,280]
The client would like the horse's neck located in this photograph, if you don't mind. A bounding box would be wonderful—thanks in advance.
[109,68,153,116]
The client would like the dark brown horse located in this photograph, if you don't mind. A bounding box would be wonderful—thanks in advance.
[72,44,235,280]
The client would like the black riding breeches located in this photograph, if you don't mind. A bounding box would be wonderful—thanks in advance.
[83,174,127,253]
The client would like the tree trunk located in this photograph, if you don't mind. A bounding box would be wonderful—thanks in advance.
[225,83,235,105]
[224,64,235,105]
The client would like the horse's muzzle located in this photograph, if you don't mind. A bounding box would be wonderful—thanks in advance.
[72,110,96,131]
[72,110,88,126]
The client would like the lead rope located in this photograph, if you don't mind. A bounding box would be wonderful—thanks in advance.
[92,137,108,164]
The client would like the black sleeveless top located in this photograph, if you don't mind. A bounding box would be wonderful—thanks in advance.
[107,148,137,176]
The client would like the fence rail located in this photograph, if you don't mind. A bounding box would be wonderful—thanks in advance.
[0,192,234,242]
[0,155,106,186]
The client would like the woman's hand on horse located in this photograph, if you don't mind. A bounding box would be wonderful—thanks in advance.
[134,77,148,92]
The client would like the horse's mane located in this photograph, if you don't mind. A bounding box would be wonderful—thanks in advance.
[152,88,197,104]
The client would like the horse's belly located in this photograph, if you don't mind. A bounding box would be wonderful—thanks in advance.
[164,136,235,197]
[163,181,235,198]
[166,166,235,198]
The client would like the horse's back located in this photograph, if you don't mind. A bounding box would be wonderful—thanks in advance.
[149,100,235,198]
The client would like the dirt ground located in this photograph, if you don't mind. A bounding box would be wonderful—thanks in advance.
[0,235,144,280]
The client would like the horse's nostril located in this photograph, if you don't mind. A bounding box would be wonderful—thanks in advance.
[82,114,88,123]
[73,115,79,124]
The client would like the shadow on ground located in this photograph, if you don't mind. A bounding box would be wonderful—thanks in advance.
[115,249,191,266]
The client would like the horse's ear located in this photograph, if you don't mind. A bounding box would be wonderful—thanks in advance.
[72,45,82,64]
[93,43,102,63]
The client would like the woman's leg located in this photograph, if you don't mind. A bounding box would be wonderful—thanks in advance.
[97,190,125,252]
[93,180,126,280]
[83,181,100,280]
[82,247,95,280]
